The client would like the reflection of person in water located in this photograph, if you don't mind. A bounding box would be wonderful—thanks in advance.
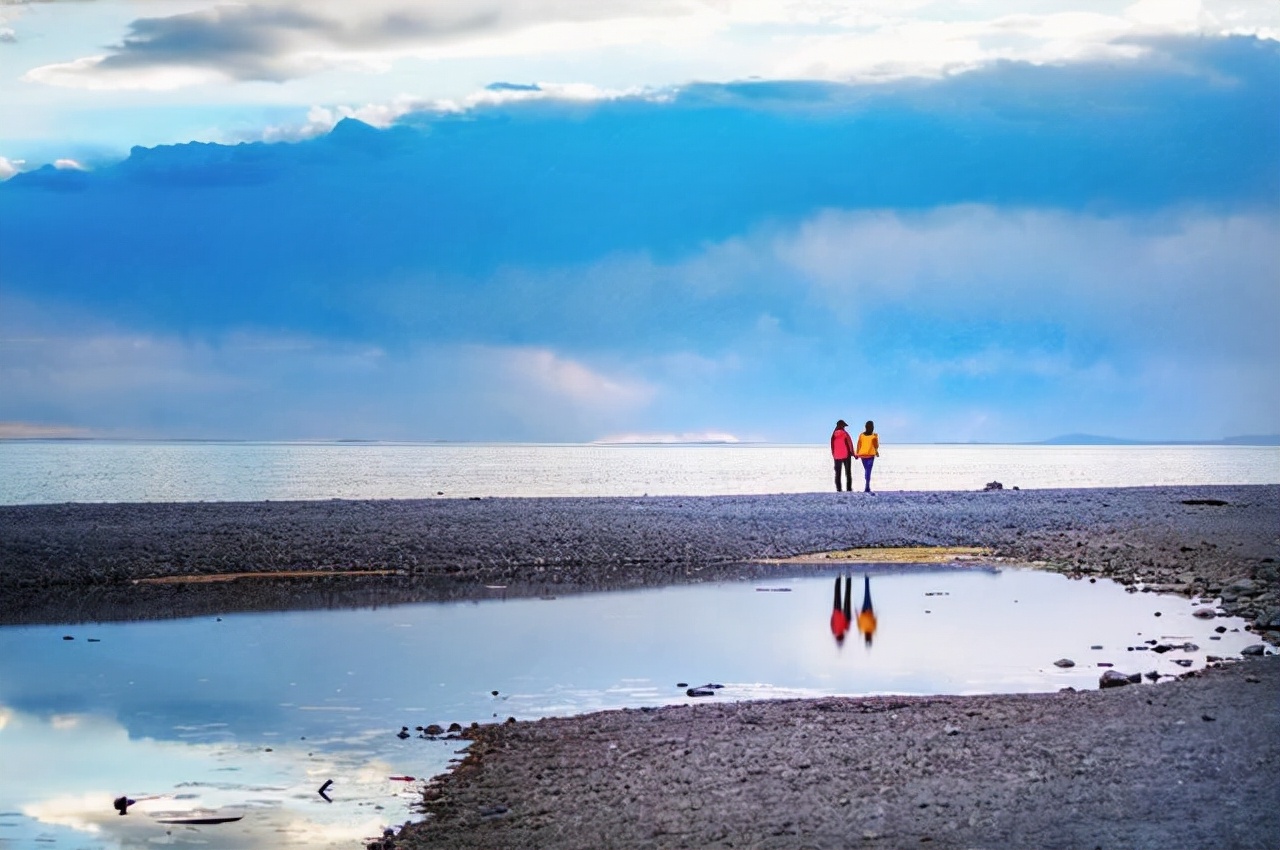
[830,575,852,645]
[857,574,877,646]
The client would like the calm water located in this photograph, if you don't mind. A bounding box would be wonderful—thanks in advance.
[0,567,1262,850]
[1,441,1276,504]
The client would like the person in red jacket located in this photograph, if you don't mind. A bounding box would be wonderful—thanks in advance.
[854,420,880,493]
[830,419,855,492]
[830,574,852,645]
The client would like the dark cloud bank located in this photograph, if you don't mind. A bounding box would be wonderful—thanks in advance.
[2,37,1275,343]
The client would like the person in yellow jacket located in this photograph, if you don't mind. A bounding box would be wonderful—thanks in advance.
[857,574,877,646]
[854,420,879,493]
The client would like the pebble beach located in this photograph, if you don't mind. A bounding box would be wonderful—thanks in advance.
[2,484,1278,848]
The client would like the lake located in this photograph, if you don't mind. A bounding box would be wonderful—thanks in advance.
[0,566,1258,850]
[1,441,1276,504]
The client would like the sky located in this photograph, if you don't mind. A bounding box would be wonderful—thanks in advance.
[0,1,1277,444]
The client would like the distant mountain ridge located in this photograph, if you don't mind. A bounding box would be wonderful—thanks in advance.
[1037,433,1280,446]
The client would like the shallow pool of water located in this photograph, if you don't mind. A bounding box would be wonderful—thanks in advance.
[0,566,1259,849]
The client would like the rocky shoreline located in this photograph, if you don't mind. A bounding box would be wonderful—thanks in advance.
[2,485,1278,628]
[397,658,1279,850]
[3,485,1278,848]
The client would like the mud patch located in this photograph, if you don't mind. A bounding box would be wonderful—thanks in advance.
[762,545,991,564]
[133,568,400,584]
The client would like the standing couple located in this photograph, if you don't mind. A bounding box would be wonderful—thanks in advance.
[831,419,879,492]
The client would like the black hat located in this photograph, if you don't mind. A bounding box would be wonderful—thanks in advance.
[836,419,848,428]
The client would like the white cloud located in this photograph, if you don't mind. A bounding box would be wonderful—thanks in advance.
[52,157,84,170]
[0,298,661,439]
[21,0,702,90]
[766,205,1280,349]
[0,155,23,179]
[489,345,656,409]
[771,11,1150,82]
[259,82,654,141]
[25,54,229,91]
[19,0,1279,93]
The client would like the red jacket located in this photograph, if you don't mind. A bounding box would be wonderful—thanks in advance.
[831,428,854,460]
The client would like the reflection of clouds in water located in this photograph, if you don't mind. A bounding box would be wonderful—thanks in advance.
[1,708,409,849]
[2,569,1260,848]
[22,792,110,835]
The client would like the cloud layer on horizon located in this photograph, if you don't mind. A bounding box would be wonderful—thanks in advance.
[1,35,1277,442]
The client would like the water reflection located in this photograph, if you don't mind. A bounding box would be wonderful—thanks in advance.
[829,575,851,645]
[0,566,1262,849]
[858,574,877,647]
[830,574,878,648]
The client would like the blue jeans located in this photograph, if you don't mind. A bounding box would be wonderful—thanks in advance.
[861,457,875,490]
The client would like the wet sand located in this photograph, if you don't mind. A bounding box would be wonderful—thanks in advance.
[2,485,1278,848]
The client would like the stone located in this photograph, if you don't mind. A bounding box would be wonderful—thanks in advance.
[1100,670,1134,688]
[1240,644,1267,656]
[1053,658,1075,668]
[1254,609,1280,630]
[1192,608,1216,619]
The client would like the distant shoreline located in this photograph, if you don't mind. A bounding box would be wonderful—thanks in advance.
[2,433,1279,446]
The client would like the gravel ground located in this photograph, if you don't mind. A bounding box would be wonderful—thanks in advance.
[2,485,1278,626]
[2,485,1278,849]
[399,658,1280,850]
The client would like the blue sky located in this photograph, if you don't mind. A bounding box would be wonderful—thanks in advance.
[1,1,1277,443]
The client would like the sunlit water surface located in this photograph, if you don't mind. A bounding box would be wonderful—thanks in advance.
[1,442,1276,504]
[0,567,1261,850]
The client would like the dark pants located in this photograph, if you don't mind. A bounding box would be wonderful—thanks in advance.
[834,457,852,491]
[861,457,875,491]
